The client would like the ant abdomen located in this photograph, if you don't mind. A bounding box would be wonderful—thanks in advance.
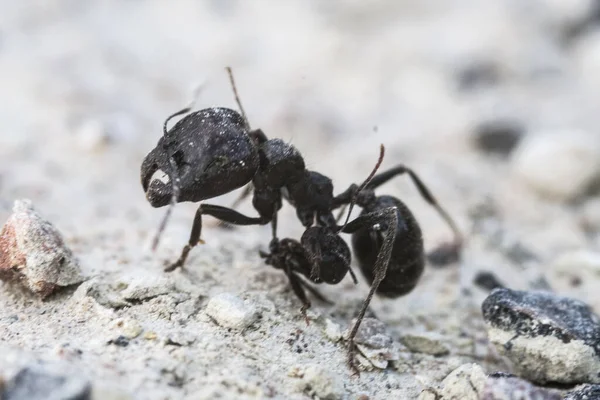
[351,196,425,298]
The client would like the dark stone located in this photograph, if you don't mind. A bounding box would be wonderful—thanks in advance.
[107,335,129,347]
[456,61,501,91]
[564,384,600,400]
[482,289,600,358]
[1,367,91,400]
[426,242,461,267]
[474,271,505,291]
[472,120,524,156]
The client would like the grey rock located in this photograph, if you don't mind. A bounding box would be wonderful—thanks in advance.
[564,384,600,400]
[419,365,563,400]
[482,374,562,400]
[1,367,91,400]
[418,363,487,400]
[351,317,392,349]
[400,332,450,356]
[482,288,600,384]
[349,317,398,369]
[0,200,83,298]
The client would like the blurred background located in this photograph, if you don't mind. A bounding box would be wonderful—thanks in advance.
[2,0,600,397]
[2,0,600,327]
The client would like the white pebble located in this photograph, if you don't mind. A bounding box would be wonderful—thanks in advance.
[75,119,111,152]
[323,319,342,342]
[511,130,600,201]
[300,364,345,400]
[205,293,258,330]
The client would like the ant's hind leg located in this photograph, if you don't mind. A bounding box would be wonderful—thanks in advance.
[340,207,399,374]
[367,165,463,265]
[165,204,267,272]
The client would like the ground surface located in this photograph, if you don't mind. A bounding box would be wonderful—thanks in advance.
[1,1,600,399]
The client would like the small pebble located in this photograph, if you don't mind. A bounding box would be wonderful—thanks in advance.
[107,336,129,347]
[456,60,501,91]
[351,317,392,349]
[418,363,487,400]
[323,319,342,342]
[112,318,142,339]
[164,331,196,346]
[472,119,524,156]
[400,332,450,356]
[473,270,505,292]
[1,367,91,400]
[482,288,600,384]
[349,318,398,369]
[510,130,600,201]
[300,364,344,400]
[0,200,83,298]
[426,242,462,267]
[118,274,176,302]
[205,292,258,330]
[75,119,111,153]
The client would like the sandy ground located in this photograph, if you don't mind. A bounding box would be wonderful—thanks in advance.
[2,1,600,399]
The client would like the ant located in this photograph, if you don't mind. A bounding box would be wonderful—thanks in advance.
[141,68,463,372]
[260,145,462,373]
[142,68,357,272]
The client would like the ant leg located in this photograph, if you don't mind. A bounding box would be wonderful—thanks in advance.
[165,204,267,272]
[215,184,254,229]
[340,207,399,374]
[366,165,462,265]
[271,209,278,240]
[367,165,461,242]
[285,271,311,325]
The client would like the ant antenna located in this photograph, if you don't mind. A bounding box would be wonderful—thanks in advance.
[150,157,180,251]
[339,144,385,232]
[225,66,251,130]
[151,84,203,251]
[163,84,205,136]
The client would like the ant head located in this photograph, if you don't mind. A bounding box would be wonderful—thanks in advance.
[300,226,351,284]
[141,107,259,207]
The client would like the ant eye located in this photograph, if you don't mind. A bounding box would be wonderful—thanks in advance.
[172,150,186,170]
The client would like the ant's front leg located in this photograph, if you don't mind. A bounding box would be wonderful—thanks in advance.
[166,204,268,272]
[339,206,399,374]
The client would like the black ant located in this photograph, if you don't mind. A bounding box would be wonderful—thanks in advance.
[142,68,355,272]
[260,145,462,373]
[141,68,463,372]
